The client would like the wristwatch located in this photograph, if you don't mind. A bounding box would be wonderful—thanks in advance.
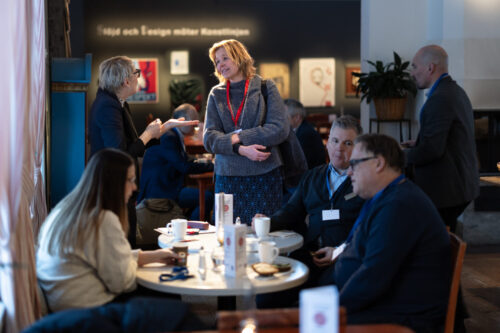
[232,143,242,155]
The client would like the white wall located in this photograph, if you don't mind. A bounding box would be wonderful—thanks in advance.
[360,0,500,140]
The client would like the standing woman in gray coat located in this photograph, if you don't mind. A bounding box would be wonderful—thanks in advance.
[203,39,289,225]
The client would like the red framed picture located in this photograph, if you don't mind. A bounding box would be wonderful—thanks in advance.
[127,58,159,103]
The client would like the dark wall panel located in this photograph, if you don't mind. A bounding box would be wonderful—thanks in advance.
[75,0,360,133]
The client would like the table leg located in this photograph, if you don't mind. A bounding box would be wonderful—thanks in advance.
[218,296,236,310]
[198,180,206,221]
[399,120,403,142]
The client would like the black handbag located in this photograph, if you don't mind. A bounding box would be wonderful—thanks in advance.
[261,81,308,188]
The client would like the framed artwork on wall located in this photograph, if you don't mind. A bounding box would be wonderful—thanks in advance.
[259,63,290,98]
[299,58,335,107]
[171,50,189,75]
[127,58,159,103]
[345,65,361,97]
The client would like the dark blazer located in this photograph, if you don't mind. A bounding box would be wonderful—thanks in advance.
[271,164,364,250]
[405,76,479,208]
[295,120,326,169]
[138,129,213,202]
[89,88,146,161]
[328,180,451,332]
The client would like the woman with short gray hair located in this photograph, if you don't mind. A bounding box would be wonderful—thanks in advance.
[89,55,197,247]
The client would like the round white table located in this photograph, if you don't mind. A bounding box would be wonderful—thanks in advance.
[140,230,308,309]
[136,255,308,297]
[157,229,304,255]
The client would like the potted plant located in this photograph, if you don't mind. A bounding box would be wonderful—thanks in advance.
[354,51,417,120]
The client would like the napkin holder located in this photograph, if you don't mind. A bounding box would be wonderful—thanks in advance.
[224,224,246,277]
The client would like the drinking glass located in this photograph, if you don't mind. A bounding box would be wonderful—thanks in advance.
[211,246,224,272]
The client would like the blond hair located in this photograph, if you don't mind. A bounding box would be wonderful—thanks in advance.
[208,39,256,83]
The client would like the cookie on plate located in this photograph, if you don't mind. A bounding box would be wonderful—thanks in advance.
[252,263,279,276]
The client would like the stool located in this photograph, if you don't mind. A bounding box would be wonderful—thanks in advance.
[369,118,411,142]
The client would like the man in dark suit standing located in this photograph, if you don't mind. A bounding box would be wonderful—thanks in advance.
[138,104,213,221]
[404,45,479,232]
[285,99,326,169]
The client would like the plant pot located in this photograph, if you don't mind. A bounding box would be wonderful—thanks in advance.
[374,97,407,120]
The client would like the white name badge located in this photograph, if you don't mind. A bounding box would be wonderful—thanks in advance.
[322,209,340,221]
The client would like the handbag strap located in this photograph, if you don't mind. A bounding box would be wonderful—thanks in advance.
[259,79,268,126]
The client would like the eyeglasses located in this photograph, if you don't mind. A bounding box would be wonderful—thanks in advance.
[348,156,376,171]
[132,69,141,78]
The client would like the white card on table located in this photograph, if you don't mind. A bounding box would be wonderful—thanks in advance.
[300,286,339,333]
[322,209,340,221]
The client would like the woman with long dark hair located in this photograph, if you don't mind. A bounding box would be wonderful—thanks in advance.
[37,149,179,312]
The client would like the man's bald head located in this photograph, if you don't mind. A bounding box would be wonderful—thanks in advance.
[173,103,199,135]
[411,45,449,89]
[416,45,448,72]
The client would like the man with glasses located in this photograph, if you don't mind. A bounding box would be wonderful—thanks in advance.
[319,134,451,332]
[255,115,365,308]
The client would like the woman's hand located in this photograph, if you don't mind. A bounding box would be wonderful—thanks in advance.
[231,133,240,144]
[161,117,200,134]
[137,249,180,267]
[140,118,162,144]
[239,144,271,162]
[312,247,335,267]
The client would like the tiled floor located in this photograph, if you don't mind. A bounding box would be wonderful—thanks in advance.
[462,245,500,333]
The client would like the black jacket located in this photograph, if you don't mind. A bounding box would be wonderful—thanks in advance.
[296,120,326,169]
[271,164,364,250]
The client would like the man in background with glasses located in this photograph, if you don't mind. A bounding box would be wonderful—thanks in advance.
[319,133,451,332]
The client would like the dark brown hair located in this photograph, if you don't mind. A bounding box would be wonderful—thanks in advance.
[40,149,134,254]
[355,134,405,171]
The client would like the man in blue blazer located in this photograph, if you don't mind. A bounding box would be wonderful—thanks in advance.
[285,99,326,169]
[320,134,451,332]
[404,45,479,232]
[138,104,214,221]
[255,116,364,309]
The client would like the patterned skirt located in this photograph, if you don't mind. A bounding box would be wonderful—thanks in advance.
[215,168,283,225]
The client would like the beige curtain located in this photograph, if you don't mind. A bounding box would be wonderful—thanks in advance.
[0,0,46,332]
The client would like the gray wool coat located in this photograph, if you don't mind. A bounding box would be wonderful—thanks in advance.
[203,75,290,177]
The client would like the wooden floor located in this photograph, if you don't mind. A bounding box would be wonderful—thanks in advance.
[462,245,500,332]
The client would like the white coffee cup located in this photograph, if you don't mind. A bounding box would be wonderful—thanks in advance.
[254,216,271,239]
[166,219,188,241]
[258,241,279,264]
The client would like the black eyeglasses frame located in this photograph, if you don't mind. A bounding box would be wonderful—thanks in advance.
[348,156,377,170]
[132,69,141,78]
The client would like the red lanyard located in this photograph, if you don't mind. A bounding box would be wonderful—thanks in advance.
[226,79,249,128]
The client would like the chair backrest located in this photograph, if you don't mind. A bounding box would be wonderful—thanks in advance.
[445,232,467,333]
[217,307,346,333]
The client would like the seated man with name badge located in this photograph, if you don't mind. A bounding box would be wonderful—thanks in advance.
[254,116,365,308]
[319,134,451,332]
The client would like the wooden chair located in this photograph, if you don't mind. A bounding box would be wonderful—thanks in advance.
[445,232,467,333]
[217,307,346,333]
